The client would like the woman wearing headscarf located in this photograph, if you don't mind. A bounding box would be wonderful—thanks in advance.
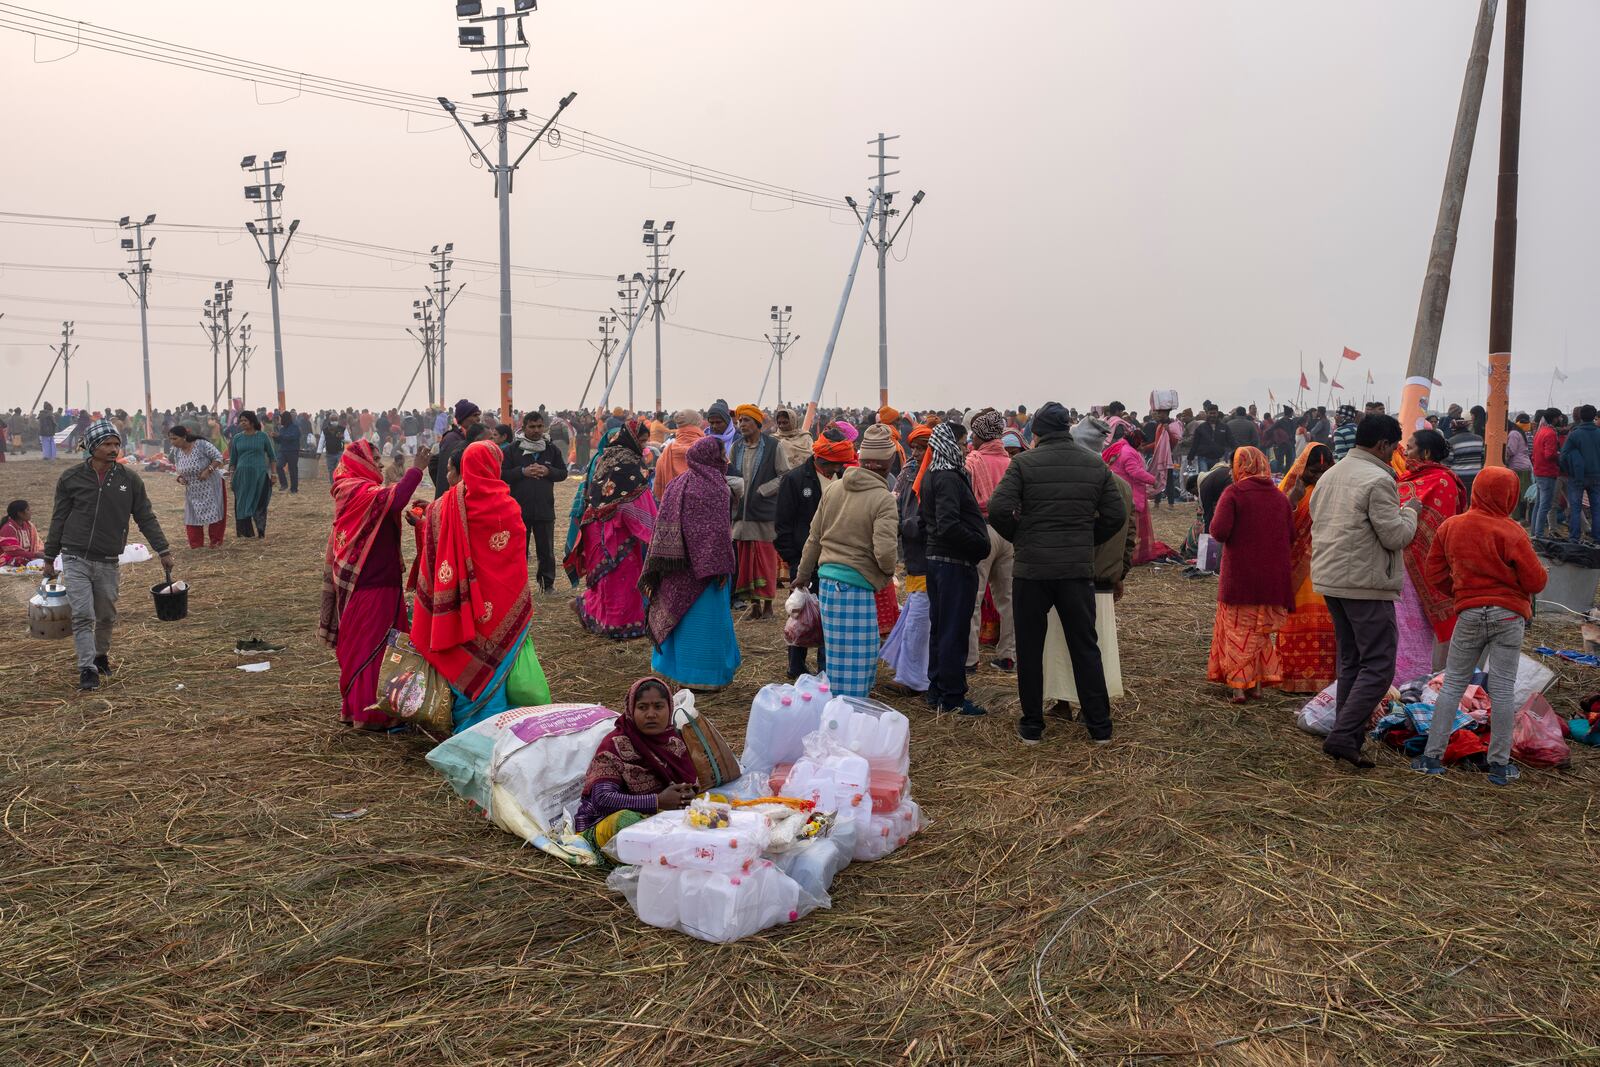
[1394,428,1468,679]
[574,676,699,860]
[319,440,430,729]
[229,410,276,539]
[1,499,44,567]
[879,424,933,692]
[1206,447,1295,703]
[728,403,789,620]
[772,407,815,471]
[1101,426,1165,564]
[564,422,657,640]
[641,435,741,690]
[794,425,900,699]
[1274,442,1338,692]
[411,440,548,730]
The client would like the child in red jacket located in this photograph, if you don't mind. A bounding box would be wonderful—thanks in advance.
[1412,466,1548,784]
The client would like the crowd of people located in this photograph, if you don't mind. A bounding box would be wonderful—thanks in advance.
[12,390,1597,783]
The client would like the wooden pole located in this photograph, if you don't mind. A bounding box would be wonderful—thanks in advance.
[1400,0,1499,438]
[1485,0,1525,468]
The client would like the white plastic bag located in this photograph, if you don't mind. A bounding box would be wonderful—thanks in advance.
[1296,683,1339,736]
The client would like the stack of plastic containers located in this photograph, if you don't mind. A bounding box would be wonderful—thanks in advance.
[741,672,830,775]
[816,695,922,862]
[612,802,809,943]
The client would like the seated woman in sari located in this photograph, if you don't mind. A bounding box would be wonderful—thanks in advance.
[574,676,699,859]
[1,499,45,566]
[1275,443,1338,693]
[1394,428,1467,679]
[411,440,550,731]
[564,423,658,640]
[641,435,741,690]
[318,440,429,729]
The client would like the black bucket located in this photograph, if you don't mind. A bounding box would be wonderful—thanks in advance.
[152,580,189,622]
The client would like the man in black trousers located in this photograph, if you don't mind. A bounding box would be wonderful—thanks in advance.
[502,410,568,593]
[989,401,1127,746]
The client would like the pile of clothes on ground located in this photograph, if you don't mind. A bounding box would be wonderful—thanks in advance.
[423,673,924,944]
[1296,654,1574,770]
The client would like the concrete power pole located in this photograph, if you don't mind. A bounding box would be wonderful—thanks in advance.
[430,243,460,404]
[613,273,644,412]
[441,1,575,419]
[641,220,684,416]
[410,295,437,405]
[1399,0,1499,437]
[201,293,223,411]
[854,134,926,409]
[759,305,798,407]
[117,214,157,445]
[242,152,297,413]
[1484,0,1525,469]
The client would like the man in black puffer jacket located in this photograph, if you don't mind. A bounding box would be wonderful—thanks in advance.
[989,401,1126,745]
[920,421,993,717]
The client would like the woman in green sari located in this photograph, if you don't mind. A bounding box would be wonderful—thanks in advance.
[230,411,276,539]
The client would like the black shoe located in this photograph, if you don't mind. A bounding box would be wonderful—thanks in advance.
[1017,725,1043,746]
[1323,743,1375,770]
[235,637,286,654]
[79,668,100,692]
[93,654,112,676]
[964,664,978,676]
[991,658,1016,673]
[923,692,940,710]
[939,700,987,717]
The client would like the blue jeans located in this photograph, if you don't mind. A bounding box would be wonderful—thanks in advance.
[1531,475,1557,538]
[1572,479,1600,543]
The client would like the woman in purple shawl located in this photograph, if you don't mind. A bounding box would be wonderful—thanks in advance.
[640,435,742,690]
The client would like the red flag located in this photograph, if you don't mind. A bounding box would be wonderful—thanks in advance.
[1299,372,1310,391]
[1331,377,1344,391]
[1341,346,1361,361]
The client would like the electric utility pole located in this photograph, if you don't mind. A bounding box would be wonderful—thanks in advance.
[201,293,223,410]
[614,273,644,411]
[593,312,617,398]
[430,243,460,403]
[237,323,254,411]
[117,214,156,443]
[242,152,297,412]
[211,280,247,413]
[410,295,437,405]
[641,219,685,416]
[30,320,75,414]
[760,305,798,407]
[1484,0,1526,469]
[440,0,575,419]
[850,134,926,408]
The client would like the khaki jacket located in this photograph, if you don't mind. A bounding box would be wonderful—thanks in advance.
[1308,447,1418,601]
[795,467,899,592]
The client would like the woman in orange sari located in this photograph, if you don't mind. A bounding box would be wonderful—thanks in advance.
[1393,428,1467,680]
[411,440,549,730]
[1206,447,1295,702]
[1275,443,1338,693]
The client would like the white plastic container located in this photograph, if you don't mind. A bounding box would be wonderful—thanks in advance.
[654,809,772,873]
[742,682,823,774]
[635,862,682,929]
[820,695,911,774]
[677,862,801,943]
[851,796,924,862]
[774,838,848,901]
[612,810,688,866]
[779,758,838,814]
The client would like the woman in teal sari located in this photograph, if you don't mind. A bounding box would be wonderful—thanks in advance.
[230,411,276,539]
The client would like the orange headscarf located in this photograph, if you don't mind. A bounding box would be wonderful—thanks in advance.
[812,433,856,466]
[907,424,932,447]
[410,441,532,696]
[1231,445,1273,483]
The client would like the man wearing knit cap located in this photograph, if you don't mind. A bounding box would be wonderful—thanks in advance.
[430,399,481,497]
[705,400,737,455]
[965,408,1017,672]
[727,404,790,619]
[43,419,174,692]
[989,401,1126,745]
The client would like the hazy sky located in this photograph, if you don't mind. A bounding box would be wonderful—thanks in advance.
[2,0,1596,416]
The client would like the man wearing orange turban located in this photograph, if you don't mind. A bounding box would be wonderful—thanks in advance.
[877,406,907,470]
[728,402,790,618]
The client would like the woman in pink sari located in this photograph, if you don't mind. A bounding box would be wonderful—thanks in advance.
[1102,427,1168,564]
[565,422,658,640]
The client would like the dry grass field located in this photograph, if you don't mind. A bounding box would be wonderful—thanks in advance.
[2,456,1598,1066]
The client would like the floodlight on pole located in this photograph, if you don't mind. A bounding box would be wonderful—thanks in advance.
[438,3,575,419]
[242,150,297,411]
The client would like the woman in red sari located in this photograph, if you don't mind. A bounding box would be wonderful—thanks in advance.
[1275,443,1338,693]
[411,440,548,730]
[319,440,429,729]
[1394,428,1467,680]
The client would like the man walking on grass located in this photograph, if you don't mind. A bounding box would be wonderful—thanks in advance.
[43,420,175,692]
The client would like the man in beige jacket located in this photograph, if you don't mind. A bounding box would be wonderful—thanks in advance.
[1308,413,1420,767]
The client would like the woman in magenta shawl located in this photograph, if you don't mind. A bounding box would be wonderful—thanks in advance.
[564,422,658,640]
[1102,427,1170,564]
[641,435,741,690]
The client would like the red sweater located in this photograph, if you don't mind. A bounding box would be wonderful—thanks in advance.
[1210,477,1296,610]
[1423,466,1547,620]
[1532,425,1561,478]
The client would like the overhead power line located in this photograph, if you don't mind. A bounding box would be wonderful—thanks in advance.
[0,3,842,210]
